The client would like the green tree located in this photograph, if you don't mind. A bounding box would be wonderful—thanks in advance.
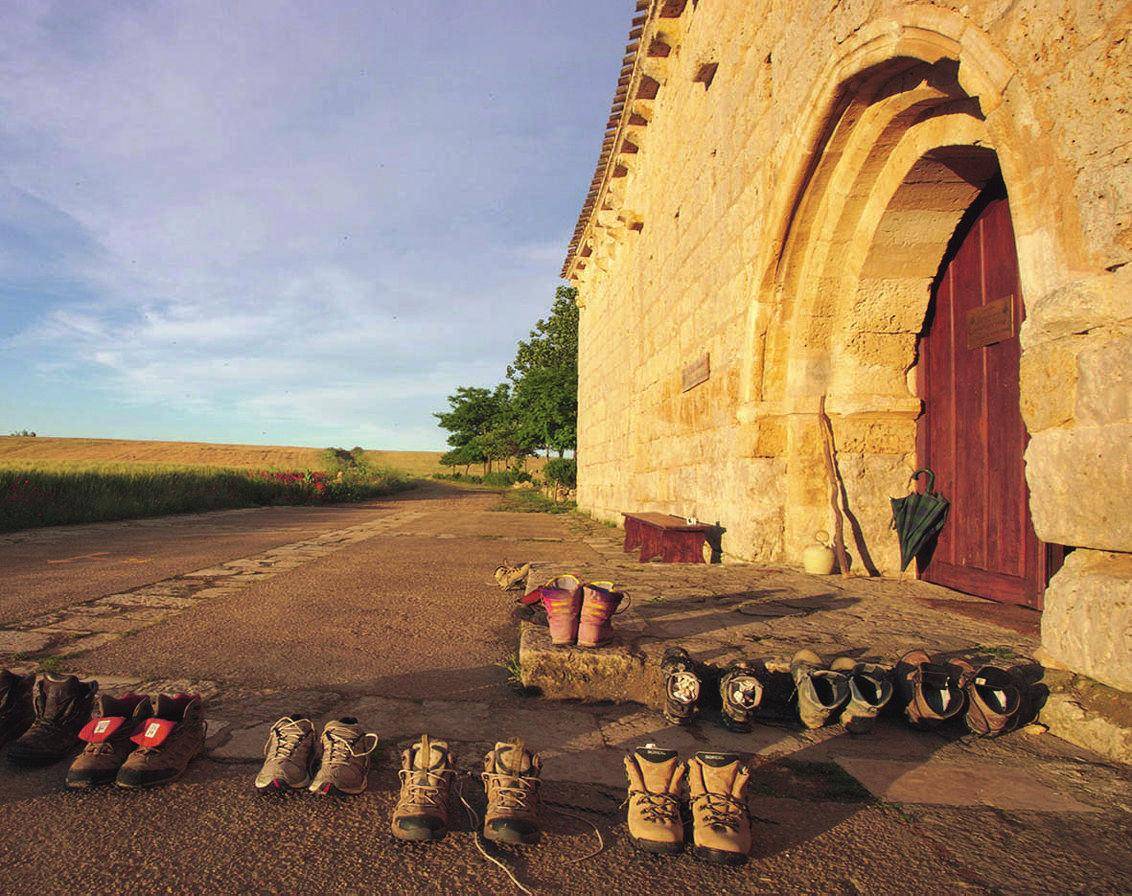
[440,444,481,475]
[434,384,531,474]
[507,286,579,457]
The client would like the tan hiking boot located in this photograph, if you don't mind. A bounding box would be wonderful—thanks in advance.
[791,649,849,729]
[254,715,317,792]
[687,751,751,866]
[67,693,153,789]
[116,694,205,789]
[495,563,531,591]
[392,734,456,841]
[482,739,541,844]
[624,744,685,854]
[309,717,378,796]
[830,658,893,735]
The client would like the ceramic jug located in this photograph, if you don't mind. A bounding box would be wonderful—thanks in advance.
[802,531,836,575]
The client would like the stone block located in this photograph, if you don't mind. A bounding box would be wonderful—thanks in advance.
[835,758,1099,812]
[1026,424,1132,552]
[1020,272,1131,348]
[47,633,122,658]
[1076,333,1131,426]
[519,621,653,704]
[1020,337,1078,433]
[1039,684,1132,765]
[1041,550,1132,692]
[0,630,55,655]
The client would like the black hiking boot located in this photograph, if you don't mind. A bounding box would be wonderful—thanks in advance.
[7,674,99,766]
[661,647,704,726]
[0,669,37,752]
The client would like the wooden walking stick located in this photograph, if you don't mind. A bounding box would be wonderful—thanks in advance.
[818,395,851,577]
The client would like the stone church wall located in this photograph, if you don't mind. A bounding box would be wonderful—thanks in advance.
[569,1,1131,689]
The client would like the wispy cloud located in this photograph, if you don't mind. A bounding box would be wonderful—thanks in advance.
[0,0,630,447]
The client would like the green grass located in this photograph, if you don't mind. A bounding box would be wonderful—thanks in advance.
[493,489,576,514]
[0,461,415,532]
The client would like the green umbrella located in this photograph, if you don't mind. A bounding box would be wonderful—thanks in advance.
[891,469,950,572]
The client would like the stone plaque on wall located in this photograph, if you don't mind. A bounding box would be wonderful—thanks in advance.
[682,353,710,392]
[966,296,1015,349]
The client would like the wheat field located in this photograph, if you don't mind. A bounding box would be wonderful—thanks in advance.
[0,436,548,476]
[0,436,452,475]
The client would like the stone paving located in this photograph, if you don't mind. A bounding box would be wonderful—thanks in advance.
[0,506,426,667]
[1,489,1129,895]
[519,522,1132,763]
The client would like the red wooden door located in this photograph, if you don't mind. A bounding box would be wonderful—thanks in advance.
[917,186,1046,608]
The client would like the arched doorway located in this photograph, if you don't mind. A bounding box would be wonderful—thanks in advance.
[736,40,1075,590]
[917,177,1056,608]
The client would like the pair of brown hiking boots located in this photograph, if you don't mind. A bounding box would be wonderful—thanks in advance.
[391,736,541,845]
[69,692,206,789]
[624,744,751,866]
[896,649,1022,736]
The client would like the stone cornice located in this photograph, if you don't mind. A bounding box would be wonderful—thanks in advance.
[562,0,692,281]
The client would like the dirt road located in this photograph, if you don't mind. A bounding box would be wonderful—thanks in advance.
[0,484,1128,896]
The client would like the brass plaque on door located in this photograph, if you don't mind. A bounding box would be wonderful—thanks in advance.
[966,296,1015,350]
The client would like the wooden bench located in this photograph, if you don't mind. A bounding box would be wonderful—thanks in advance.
[622,512,712,563]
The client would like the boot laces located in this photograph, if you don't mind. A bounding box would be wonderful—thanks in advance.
[324,730,377,768]
[84,740,118,757]
[482,770,538,812]
[691,792,747,830]
[629,790,680,824]
[266,719,313,761]
[398,766,453,810]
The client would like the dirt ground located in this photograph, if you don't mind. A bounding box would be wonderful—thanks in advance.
[0,483,1129,896]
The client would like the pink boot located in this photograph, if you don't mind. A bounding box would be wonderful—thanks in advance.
[538,575,584,646]
[577,582,625,648]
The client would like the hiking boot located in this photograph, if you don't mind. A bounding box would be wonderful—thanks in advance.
[950,659,1022,737]
[482,739,541,844]
[895,649,965,728]
[116,694,206,788]
[830,658,893,735]
[661,647,704,726]
[790,650,849,729]
[0,669,36,752]
[308,717,378,796]
[538,575,584,646]
[624,744,685,854]
[577,581,625,648]
[719,660,764,732]
[392,734,456,841]
[687,751,751,866]
[66,693,153,789]
[495,563,531,591]
[254,714,317,792]
[7,674,98,766]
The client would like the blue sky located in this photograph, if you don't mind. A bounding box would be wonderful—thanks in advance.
[0,0,629,449]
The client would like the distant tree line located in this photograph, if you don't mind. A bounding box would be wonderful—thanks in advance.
[435,286,577,478]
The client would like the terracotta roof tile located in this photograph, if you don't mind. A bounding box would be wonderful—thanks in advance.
[563,1,676,277]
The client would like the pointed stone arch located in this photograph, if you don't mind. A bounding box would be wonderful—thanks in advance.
[734,9,1083,570]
